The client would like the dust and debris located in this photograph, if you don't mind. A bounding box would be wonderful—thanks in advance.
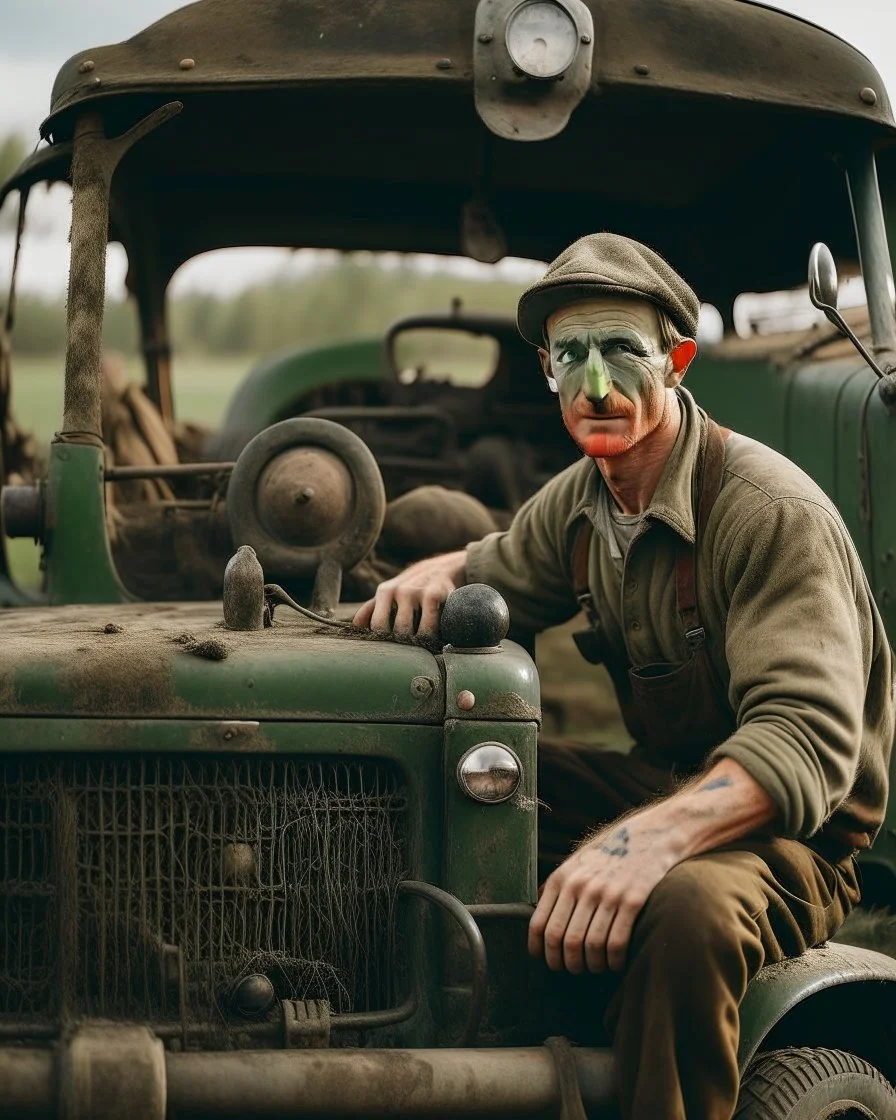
[102,622,124,634]
[308,623,443,656]
[511,791,543,812]
[185,638,229,661]
[489,691,541,722]
[0,602,439,718]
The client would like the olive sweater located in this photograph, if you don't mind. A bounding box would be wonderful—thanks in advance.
[466,389,894,844]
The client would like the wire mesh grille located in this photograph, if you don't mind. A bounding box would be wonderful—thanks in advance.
[0,755,406,1033]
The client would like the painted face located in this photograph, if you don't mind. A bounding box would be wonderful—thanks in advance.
[541,297,686,458]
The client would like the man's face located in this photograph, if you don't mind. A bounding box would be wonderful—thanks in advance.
[538,297,694,459]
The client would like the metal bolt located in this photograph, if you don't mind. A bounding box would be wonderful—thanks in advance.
[179,57,196,70]
[859,87,877,105]
[295,487,315,505]
[634,63,650,76]
[478,32,493,44]
[436,58,453,70]
[580,34,592,44]
[223,729,234,741]
[78,60,95,74]
[456,690,476,711]
[411,675,436,699]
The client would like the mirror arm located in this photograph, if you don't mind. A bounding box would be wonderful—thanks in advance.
[809,299,890,381]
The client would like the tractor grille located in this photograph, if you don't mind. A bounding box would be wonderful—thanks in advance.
[0,756,406,1039]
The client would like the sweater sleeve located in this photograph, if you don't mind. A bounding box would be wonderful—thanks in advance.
[709,496,868,838]
[464,465,583,635]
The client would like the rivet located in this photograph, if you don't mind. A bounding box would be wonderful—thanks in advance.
[179,57,196,70]
[436,58,453,70]
[92,78,102,86]
[478,32,493,44]
[456,690,476,711]
[580,34,592,44]
[634,64,650,76]
[859,87,877,105]
[223,729,234,741]
[78,60,95,74]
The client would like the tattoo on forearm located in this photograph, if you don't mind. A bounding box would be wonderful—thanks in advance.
[600,826,630,858]
[697,777,733,792]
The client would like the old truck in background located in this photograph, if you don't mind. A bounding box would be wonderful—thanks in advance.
[1,1,896,1116]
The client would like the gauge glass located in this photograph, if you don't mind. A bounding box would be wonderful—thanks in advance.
[505,1,579,80]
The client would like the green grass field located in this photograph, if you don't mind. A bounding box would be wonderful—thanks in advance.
[6,352,256,588]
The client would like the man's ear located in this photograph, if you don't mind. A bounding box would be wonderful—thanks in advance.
[666,338,697,385]
[538,346,558,393]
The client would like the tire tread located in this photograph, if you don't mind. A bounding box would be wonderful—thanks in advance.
[735,1046,895,1119]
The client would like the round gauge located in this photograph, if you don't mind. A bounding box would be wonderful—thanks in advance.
[505,1,580,80]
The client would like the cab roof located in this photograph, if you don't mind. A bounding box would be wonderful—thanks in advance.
[5,0,896,308]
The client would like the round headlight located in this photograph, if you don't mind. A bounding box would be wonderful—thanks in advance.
[457,743,522,804]
[505,1,580,80]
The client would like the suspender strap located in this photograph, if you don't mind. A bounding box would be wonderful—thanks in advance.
[571,519,598,626]
[677,418,727,648]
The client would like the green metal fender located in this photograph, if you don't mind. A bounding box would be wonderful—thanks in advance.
[216,336,384,446]
[738,942,896,1076]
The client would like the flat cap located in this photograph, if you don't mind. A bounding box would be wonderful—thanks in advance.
[517,232,700,346]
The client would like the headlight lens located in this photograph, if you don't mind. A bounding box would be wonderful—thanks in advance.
[457,743,522,804]
[505,1,579,80]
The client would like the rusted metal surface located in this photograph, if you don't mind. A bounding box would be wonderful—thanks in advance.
[164,1046,616,1117]
[0,1043,617,1118]
[60,105,181,441]
[42,0,893,133]
[60,1025,166,1120]
[0,1047,55,1118]
[104,462,234,480]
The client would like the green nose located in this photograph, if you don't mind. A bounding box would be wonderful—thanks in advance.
[585,353,612,401]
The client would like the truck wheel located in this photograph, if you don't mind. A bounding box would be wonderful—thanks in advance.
[735,1047,896,1119]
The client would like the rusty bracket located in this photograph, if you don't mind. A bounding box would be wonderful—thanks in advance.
[282,998,332,1049]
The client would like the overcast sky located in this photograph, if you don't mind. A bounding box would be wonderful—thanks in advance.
[1,0,895,299]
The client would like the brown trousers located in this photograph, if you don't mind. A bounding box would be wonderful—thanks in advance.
[537,741,860,1120]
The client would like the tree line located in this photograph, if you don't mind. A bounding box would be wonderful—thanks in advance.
[6,255,525,357]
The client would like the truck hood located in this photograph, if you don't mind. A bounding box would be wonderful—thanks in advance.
[0,603,445,722]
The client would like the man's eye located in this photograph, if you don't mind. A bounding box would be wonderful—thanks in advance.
[604,341,635,356]
[556,348,581,365]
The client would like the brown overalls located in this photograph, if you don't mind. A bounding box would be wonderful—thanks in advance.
[537,420,860,1120]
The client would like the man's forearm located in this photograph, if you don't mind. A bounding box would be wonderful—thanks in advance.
[620,757,779,864]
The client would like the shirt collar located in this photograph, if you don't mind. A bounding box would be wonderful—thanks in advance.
[570,387,703,545]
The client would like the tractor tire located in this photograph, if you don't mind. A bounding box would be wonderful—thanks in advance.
[735,1047,896,1119]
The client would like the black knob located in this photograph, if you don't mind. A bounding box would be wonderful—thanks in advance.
[441,584,510,649]
[232,973,276,1018]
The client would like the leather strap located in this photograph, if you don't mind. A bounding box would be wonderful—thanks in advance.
[677,418,727,648]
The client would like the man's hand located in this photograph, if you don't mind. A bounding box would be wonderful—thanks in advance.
[529,816,678,974]
[529,757,778,974]
[352,550,468,638]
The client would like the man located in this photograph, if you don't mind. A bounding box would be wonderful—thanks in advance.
[353,233,894,1119]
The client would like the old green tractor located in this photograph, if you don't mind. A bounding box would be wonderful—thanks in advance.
[1,1,896,1116]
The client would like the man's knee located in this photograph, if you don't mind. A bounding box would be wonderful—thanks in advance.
[634,857,764,965]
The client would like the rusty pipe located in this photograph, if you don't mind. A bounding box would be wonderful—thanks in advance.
[0,1047,55,1118]
[0,1044,616,1118]
[166,1047,616,1118]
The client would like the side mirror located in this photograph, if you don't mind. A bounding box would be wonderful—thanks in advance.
[807,242,886,381]
[808,243,840,316]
